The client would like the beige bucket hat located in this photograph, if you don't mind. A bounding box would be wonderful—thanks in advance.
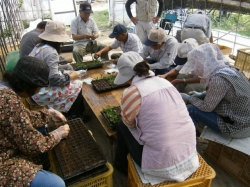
[39,21,70,42]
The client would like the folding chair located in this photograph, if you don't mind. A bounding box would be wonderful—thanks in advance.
[159,13,177,35]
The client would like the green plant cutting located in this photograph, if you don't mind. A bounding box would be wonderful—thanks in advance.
[72,59,102,70]
[102,106,121,125]
[94,74,116,85]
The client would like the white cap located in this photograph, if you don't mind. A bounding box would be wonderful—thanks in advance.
[114,52,143,85]
[143,28,166,46]
[174,38,199,65]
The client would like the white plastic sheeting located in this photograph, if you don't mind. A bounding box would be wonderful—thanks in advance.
[108,0,135,26]
[20,0,52,21]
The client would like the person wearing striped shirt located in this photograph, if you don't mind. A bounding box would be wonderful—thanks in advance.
[113,51,199,183]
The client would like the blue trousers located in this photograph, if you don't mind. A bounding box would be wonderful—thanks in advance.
[146,58,176,75]
[188,104,221,133]
[30,170,65,187]
[114,120,143,175]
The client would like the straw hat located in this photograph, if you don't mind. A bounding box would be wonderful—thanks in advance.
[39,21,70,42]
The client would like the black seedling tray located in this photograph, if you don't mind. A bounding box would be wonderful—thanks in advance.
[71,60,103,70]
[91,75,129,93]
[47,118,107,181]
[101,106,121,129]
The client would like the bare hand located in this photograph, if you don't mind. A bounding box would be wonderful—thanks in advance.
[85,34,92,39]
[94,52,101,59]
[158,74,167,78]
[130,17,138,25]
[152,16,160,24]
[66,57,73,63]
[69,72,80,80]
[90,34,98,40]
[171,79,183,85]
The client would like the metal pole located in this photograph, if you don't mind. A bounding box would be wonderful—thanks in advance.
[48,0,54,20]
[72,0,77,17]
[232,0,242,54]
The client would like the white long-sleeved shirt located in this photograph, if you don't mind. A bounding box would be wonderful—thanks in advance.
[110,33,142,53]
[139,36,178,70]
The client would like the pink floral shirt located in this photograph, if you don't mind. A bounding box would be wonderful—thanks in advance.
[32,80,82,112]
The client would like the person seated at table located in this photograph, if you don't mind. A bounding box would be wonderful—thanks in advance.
[29,20,78,87]
[180,43,250,138]
[28,21,88,122]
[1,56,70,187]
[158,38,205,93]
[139,27,178,75]
[94,24,142,64]
[114,51,199,183]
[70,2,109,63]
[19,21,72,64]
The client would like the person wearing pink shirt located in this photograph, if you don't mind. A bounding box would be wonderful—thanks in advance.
[113,51,199,183]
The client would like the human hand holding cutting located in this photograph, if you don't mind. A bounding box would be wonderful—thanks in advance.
[48,108,66,122]
[94,52,102,59]
[171,79,183,85]
[50,124,70,143]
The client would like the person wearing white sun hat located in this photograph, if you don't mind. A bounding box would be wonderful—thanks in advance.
[158,38,206,93]
[29,20,79,87]
[114,51,199,183]
[29,21,89,122]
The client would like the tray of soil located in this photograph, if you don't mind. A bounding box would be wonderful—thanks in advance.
[71,59,103,70]
[101,106,121,129]
[47,118,107,182]
[91,75,129,93]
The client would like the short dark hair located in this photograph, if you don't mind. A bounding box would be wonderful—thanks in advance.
[37,21,47,29]
[37,39,61,54]
[133,61,150,77]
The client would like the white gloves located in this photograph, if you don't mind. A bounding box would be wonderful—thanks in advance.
[50,124,70,143]
[48,108,66,122]
[76,70,87,78]
[189,91,206,99]
[64,70,87,79]
[181,91,206,103]
[180,93,191,103]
